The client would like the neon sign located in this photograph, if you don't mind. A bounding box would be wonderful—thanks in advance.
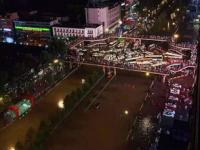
[15,26,50,31]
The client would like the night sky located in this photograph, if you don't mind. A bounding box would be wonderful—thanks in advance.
[1,0,119,12]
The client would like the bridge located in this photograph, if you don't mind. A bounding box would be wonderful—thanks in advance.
[73,61,169,75]
[170,65,196,73]
[68,61,196,76]
[70,35,196,51]
[116,36,169,42]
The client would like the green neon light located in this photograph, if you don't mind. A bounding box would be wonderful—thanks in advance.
[15,26,50,31]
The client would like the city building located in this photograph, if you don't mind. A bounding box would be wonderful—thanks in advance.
[13,15,60,41]
[0,12,19,42]
[52,24,103,38]
[85,2,121,30]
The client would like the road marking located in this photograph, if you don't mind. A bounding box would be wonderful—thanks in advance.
[84,74,116,112]
[139,103,144,112]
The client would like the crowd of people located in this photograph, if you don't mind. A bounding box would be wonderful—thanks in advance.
[69,38,196,76]
[4,61,69,102]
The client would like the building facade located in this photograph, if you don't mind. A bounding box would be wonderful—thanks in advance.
[85,3,121,30]
[52,24,103,38]
[13,17,60,40]
[0,12,19,42]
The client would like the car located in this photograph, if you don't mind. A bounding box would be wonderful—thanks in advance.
[170,88,180,95]
[184,98,192,105]
[163,109,175,118]
[172,83,182,89]
[165,102,177,110]
[168,95,179,102]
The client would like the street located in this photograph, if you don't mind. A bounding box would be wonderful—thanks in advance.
[0,66,95,150]
[45,71,152,150]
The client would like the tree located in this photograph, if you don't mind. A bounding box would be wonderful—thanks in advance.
[48,38,67,56]
[40,51,53,63]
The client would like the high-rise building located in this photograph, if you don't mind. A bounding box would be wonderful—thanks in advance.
[85,1,121,30]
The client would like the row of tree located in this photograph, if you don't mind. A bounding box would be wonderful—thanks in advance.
[15,70,104,150]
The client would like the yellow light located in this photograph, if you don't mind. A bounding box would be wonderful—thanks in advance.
[173,34,179,39]
[57,99,64,109]
[0,97,3,101]
[8,147,15,150]
[53,59,59,64]
[172,22,176,26]
[81,78,86,84]
[124,110,129,115]
[145,72,150,76]
[118,20,122,25]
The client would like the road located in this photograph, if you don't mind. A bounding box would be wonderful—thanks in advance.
[0,66,96,150]
[45,71,152,150]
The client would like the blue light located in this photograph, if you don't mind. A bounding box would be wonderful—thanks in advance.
[3,28,12,32]
[5,37,14,43]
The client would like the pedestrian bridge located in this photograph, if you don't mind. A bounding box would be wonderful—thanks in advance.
[71,61,169,75]
[70,36,196,51]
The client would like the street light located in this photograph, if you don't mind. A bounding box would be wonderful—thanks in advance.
[176,8,180,12]
[53,59,59,64]
[145,72,150,77]
[124,110,129,115]
[81,78,86,84]
[172,22,176,26]
[118,20,122,25]
[57,99,64,109]
[105,28,109,33]
[173,33,179,39]
[8,147,15,150]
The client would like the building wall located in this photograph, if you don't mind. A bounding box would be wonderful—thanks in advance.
[0,12,19,30]
[108,5,121,28]
[13,21,52,39]
[85,4,121,30]
[52,25,103,38]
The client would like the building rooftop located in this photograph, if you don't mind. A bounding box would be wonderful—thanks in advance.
[53,23,101,29]
[86,1,119,9]
[14,12,60,23]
